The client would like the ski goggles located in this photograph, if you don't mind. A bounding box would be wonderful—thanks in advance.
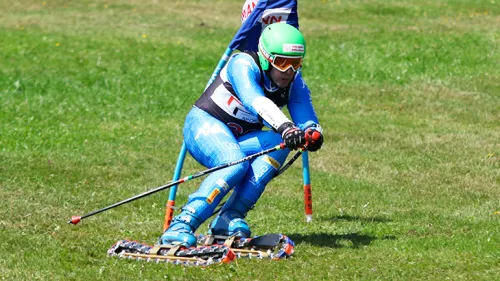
[269,55,303,72]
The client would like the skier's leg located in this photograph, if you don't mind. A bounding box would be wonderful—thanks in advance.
[209,131,289,237]
[161,107,249,246]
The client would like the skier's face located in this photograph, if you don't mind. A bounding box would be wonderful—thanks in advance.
[269,66,295,88]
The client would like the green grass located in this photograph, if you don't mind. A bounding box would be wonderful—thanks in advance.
[1,0,499,280]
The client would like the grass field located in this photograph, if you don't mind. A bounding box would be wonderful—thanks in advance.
[1,0,499,280]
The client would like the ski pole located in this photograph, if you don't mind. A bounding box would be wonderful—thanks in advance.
[68,143,286,225]
[276,147,313,223]
[163,142,188,231]
[302,151,313,223]
[209,148,304,218]
[209,146,309,218]
[275,149,304,177]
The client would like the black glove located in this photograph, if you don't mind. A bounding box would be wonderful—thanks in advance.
[304,127,323,152]
[278,122,305,150]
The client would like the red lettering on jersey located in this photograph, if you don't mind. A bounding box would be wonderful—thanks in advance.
[241,1,257,22]
[262,15,283,25]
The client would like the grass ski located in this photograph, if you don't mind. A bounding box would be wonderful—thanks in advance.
[107,240,235,266]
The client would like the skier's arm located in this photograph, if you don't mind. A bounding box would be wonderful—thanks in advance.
[226,53,304,149]
[287,73,323,151]
[226,53,292,131]
[287,73,321,130]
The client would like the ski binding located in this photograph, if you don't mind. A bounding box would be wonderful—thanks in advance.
[196,233,295,260]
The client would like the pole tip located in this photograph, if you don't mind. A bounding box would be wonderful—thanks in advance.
[305,215,313,223]
[68,216,81,225]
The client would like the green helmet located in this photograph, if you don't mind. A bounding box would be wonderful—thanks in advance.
[258,23,306,71]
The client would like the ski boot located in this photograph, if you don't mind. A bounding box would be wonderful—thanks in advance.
[161,210,203,247]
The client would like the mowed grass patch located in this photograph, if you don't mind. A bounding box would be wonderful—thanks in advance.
[1,0,499,280]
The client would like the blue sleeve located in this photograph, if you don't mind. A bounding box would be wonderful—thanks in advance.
[287,73,320,130]
[226,53,291,130]
[225,53,266,116]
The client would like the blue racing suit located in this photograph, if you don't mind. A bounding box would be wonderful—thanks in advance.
[162,51,321,245]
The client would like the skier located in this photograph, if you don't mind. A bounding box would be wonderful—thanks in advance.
[161,23,323,247]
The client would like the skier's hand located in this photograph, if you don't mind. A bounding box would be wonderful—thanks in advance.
[304,128,323,152]
[278,122,305,150]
